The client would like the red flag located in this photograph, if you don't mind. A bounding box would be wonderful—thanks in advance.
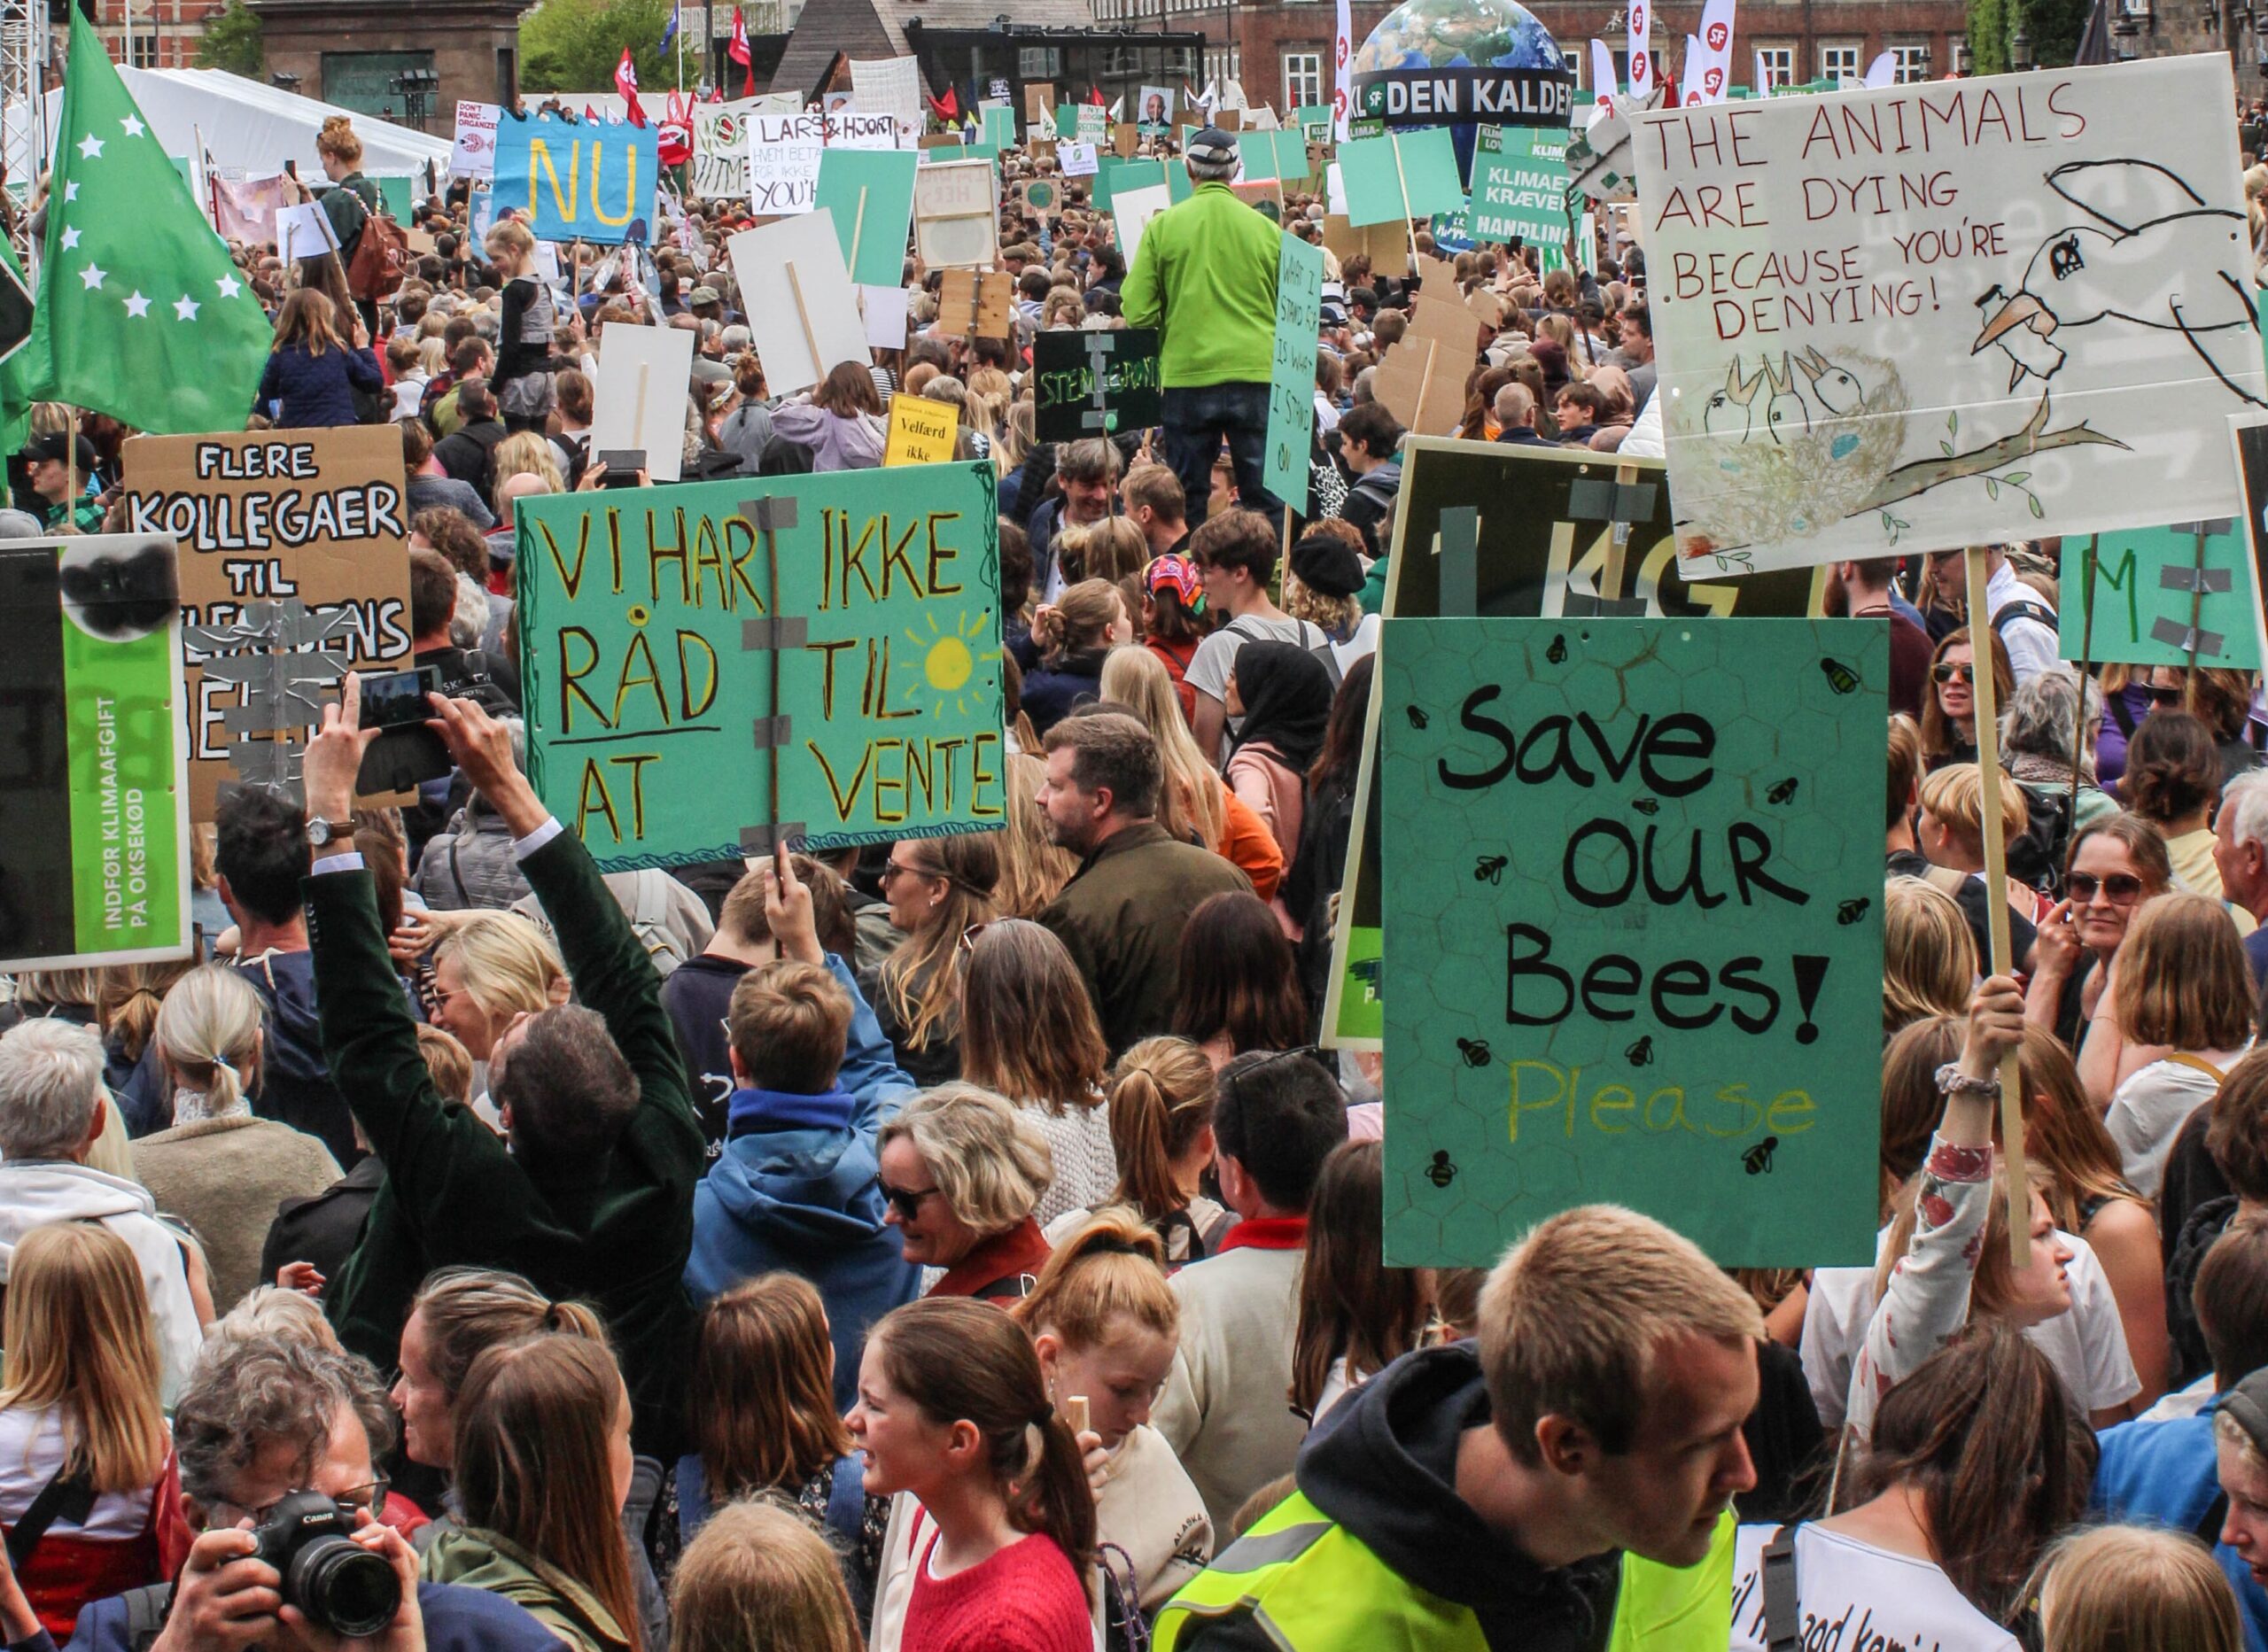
[585,103,601,121]
[1087,84,1106,105]
[729,6,754,97]
[614,48,648,125]
[706,82,723,103]
[659,89,694,165]
[926,83,959,121]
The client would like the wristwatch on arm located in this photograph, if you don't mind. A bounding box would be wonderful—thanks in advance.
[306,817,357,851]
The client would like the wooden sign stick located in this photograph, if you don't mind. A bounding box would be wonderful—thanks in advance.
[848,184,869,283]
[1390,130,1418,265]
[1963,545,2032,1269]
[784,260,820,388]
[2064,536,2098,888]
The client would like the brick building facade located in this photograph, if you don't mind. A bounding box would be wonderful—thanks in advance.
[57,0,228,71]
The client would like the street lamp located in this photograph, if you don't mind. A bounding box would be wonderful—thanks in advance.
[2010,27,2031,67]
[390,66,440,129]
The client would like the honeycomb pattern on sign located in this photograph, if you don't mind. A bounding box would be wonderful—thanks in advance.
[1379,617,1887,1269]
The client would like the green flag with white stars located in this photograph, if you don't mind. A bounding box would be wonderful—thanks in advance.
[27,7,269,434]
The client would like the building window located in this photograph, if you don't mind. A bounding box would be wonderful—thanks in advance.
[1283,50,1323,107]
[1018,46,1060,77]
[1819,43,1860,82]
[127,28,155,65]
[1950,39,1970,72]
[1753,45,1792,88]
[1890,42,1930,80]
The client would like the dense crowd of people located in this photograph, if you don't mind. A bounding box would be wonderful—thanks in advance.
[7,78,2268,1652]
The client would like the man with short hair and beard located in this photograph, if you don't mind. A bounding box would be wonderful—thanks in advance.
[299,677,703,1462]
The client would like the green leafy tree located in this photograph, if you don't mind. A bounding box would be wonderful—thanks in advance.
[521,0,701,95]
[195,0,264,78]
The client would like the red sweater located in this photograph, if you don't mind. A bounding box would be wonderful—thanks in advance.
[901,1530,1091,1652]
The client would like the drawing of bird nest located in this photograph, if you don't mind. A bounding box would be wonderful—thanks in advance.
[1671,348,1909,555]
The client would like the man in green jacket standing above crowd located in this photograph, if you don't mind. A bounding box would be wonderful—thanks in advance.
[1122,125,1285,534]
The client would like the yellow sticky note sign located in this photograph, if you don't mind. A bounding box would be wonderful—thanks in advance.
[884,393,959,468]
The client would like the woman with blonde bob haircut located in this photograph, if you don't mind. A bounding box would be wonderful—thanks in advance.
[425,911,570,1097]
[668,1499,861,1652]
[492,430,566,499]
[2102,891,2255,1199]
[959,919,1115,1227]
[2030,1524,2241,1652]
[0,1223,184,1636]
[679,1276,886,1611]
[872,831,1000,1084]
[875,1082,1054,1301]
[1884,876,1977,1037]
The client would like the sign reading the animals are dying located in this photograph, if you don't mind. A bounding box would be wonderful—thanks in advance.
[514,464,1007,869]
[493,112,658,245]
[1379,617,1885,1267]
[1633,58,2264,573]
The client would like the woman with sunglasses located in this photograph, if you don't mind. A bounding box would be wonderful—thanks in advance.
[2027,813,2175,1060]
[1918,627,2016,772]
[959,921,1117,1228]
[870,834,1002,1085]
[2097,665,2263,792]
[875,1083,1056,1302]
[416,911,570,1128]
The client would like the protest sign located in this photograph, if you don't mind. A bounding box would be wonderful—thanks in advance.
[1322,438,1826,1051]
[1321,213,1410,278]
[0,535,190,969]
[211,173,291,244]
[885,393,959,466]
[984,106,1017,151]
[1238,128,1312,185]
[450,100,500,180]
[1076,105,1108,144]
[1138,85,1177,129]
[513,463,1007,865]
[1472,124,1570,248]
[493,111,658,245]
[1056,142,1099,177]
[276,201,338,263]
[1338,127,1465,228]
[850,57,923,133]
[1033,329,1163,441]
[1025,83,1056,136]
[863,283,913,351]
[1634,59,2265,574]
[1265,230,1324,513]
[694,98,763,199]
[1377,616,1885,1266]
[727,213,872,395]
[120,427,413,816]
[1093,156,1161,213]
[824,111,901,151]
[935,270,1013,341]
[1113,182,1172,266]
[748,112,824,214]
[912,159,998,268]
[2058,521,2262,672]
[589,323,697,484]
[814,147,919,285]
[2229,410,2268,671]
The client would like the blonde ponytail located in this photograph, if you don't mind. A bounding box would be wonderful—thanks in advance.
[153,966,263,1121]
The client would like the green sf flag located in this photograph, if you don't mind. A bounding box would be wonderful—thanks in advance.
[27,9,270,434]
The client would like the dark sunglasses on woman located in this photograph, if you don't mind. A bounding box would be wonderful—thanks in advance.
[1931,662,1975,685]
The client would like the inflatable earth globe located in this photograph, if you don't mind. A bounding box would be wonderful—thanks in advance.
[1351,0,1573,174]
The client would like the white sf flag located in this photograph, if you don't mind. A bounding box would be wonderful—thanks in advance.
[1588,39,1618,126]
[1627,0,1652,97]
[1862,50,1898,87]
[1333,0,1354,140]
[1680,35,1704,105]
[1697,0,1736,102]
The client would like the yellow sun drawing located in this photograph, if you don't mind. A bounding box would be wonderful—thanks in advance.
[903,609,1000,717]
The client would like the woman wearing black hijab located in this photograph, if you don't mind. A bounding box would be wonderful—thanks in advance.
[1223,639,1336,936]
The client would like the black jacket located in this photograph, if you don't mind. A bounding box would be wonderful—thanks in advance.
[660,951,748,1160]
[1185,1343,1620,1649]
[260,1153,386,1284]
[432,419,506,489]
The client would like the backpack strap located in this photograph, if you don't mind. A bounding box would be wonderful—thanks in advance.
[5,1457,95,1569]
[1761,1524,1802,1652]
[117,1582,174,1652]
[1990,596,2057,637]
[823,1454,866,1547]
[2164,1053,2231,1085]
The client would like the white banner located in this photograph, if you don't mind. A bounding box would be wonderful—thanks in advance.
[694,98,762,198]
[450,100,500,181]
[850,57,924,133]
[826,111,901,150]
[749,112,825,213]
[1636,58,2264,574]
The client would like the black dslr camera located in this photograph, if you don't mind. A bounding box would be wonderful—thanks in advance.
[249,1492,401,1638]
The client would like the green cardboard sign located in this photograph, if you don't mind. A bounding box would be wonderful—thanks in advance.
[984,106,1017,151]
[1094,156,1163,213]
[515,464,1008,866]
[1295,105,1333,144]
[1165,159,1192,204]
[374,175,416,222]
[1056,105,1081,143]
[1324,438,1826,1051]
[812,148,919,286]
[1237,129,1310,184]
[1338,126,1464,228]
[1471,124,1569,248]
[1379,616,1885,1266]
[2059,526,2263,671]
[1264,229,1324,514]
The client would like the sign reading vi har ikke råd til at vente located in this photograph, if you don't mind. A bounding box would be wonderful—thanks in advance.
[1379,617,1884,1268]
[514,462,1007,868]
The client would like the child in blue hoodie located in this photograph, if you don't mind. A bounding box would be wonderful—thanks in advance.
[684,850,920,1415]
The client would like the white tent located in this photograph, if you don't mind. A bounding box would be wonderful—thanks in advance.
[41,67,451,181]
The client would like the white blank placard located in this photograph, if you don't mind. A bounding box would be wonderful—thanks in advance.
[588,322,698,483]
[727,211,872,397]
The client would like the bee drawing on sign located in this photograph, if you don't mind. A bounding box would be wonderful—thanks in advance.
[1545,633,1569,664]
[1743,1136,1779,1175]
[1456,1036,1491,1068]
[1837,897,1872,926]
[1630,796,1660,817]
[1625,1035,1654,1068]
[1767,777,1799,805]
[1473,854,1508,884]
[1820,657,1860,694]
[1425,1150,1457,1189]
[1405,705,1430,729]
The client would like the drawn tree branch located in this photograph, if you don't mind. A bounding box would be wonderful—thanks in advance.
[1854,393,2129,516]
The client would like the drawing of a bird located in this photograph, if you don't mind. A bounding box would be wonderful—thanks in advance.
[1703,359,1767,441]
[1793,346,1865,415]
[1972,159,2266,407]
[1759,356,1812,445]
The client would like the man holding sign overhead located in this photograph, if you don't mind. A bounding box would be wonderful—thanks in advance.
[1122,127,1285,533]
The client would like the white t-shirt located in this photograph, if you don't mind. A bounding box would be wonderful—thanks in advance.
[1984,559,2060,688]
[0,1405,154,1539]
[1801,1227,2140,1431]
[2108,1054,2237,1198]
[1729,1524,2020,1652]
[1184,614,1332,756]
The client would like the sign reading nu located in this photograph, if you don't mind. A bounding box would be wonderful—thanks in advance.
[493,112,658,245]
